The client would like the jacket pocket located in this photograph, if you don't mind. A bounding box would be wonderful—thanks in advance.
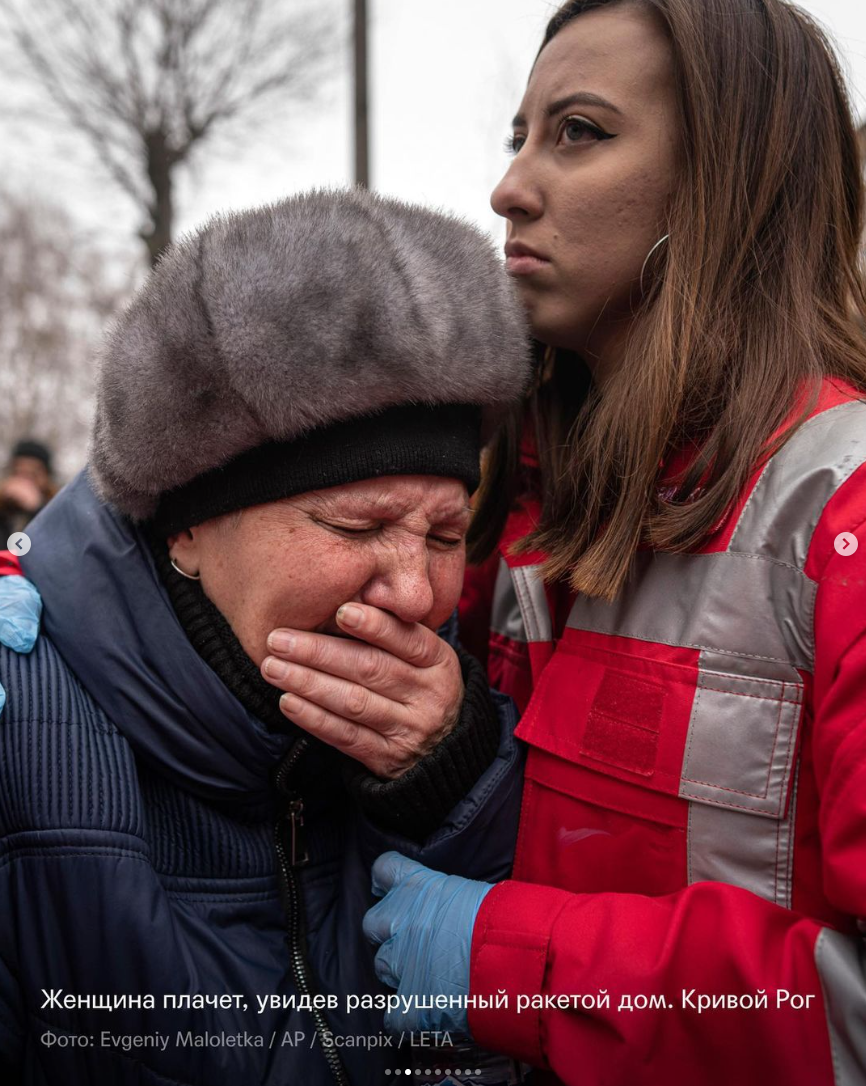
[512,640,804,899]
[677,666,803,818]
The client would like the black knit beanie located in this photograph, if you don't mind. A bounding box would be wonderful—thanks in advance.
[151,402,481,537]
[12,439,53,475]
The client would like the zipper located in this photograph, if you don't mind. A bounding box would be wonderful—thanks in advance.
[273,737,351,1086]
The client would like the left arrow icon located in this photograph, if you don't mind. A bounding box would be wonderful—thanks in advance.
[6,532,31,556]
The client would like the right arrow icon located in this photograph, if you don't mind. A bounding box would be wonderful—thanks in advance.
[834,532,859,556]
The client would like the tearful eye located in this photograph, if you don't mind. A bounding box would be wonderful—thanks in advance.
[318,521,378,537]
[429,535,463,548]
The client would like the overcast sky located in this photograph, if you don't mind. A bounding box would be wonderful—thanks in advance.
[7,0,866,260]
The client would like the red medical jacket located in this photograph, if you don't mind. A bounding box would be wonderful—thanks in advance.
[460,378,866,1086]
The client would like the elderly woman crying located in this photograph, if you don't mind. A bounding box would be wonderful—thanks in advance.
[0,190,531,1086]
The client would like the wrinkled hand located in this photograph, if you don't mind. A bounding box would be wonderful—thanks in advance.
[363,852,493,1037]
[261,604,464,778]
[0,573,43,714]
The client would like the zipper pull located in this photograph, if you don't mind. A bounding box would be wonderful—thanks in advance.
[284,797,308,867]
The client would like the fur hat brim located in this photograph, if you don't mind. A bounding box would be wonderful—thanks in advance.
[90,187,532,520]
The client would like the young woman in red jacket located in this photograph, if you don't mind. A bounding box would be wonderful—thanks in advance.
[364,1,866,1083]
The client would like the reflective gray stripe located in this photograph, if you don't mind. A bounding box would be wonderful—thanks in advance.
[490,557,527,643]
[685,400,866,900]
[565,399,866,667]
[815,927,866,1085]
[682,651,802,902]
[686,745,799,906]
[510,564,552,643]
[730,400,866,569]
[566,550,815,675]
[774,761,798,909]
[679,661,803,816]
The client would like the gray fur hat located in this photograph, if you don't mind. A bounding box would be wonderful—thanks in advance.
[89,187,531,529]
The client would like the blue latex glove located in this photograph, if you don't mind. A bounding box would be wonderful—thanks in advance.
[363,851,494,1038]
[0,575,41,655]
[0,574,42,716]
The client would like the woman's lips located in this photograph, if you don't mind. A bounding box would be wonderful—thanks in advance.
[504,242,551,277]
[505,253,551,276]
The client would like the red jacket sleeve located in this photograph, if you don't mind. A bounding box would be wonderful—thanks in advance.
[0,552,23,577]
[468,511,866,1085]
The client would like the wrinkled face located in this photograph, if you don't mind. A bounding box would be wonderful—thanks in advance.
[491,3,680,366]
[167,475,471,665]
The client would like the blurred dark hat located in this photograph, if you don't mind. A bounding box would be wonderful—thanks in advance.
[12,439,53,475]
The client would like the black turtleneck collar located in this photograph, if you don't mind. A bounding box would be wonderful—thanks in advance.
[147,531,291,735]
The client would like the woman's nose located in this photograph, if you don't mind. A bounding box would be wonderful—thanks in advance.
[359,550,435,626]
[491,155,544,222]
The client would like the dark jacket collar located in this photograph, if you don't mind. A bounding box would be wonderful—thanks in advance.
[21,470,293,805]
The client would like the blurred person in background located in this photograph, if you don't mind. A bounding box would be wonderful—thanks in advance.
[0,439,57,539]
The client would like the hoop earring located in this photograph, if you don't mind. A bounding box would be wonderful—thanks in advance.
[639,233,670,295]
[170,557,201,581]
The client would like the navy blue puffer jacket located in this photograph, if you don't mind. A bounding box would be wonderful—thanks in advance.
[0,471,523,1085]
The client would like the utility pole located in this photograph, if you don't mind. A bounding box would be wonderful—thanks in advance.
[353,0,370,188]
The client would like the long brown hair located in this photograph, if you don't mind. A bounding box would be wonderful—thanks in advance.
[468,0,866,599]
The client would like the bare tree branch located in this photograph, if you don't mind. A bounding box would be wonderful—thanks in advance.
[0,192,126,472]
[5,8,149,204]
[0,0,340,264]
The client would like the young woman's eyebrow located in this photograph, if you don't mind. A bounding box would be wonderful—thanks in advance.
[512,91,623,129]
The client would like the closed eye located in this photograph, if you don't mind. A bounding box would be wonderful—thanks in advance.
[319,521,378,537]
[319,521,463,548]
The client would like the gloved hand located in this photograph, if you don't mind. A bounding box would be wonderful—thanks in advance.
[363,851,494,1038]
[0,575,42,713]
[0,575,41,654]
